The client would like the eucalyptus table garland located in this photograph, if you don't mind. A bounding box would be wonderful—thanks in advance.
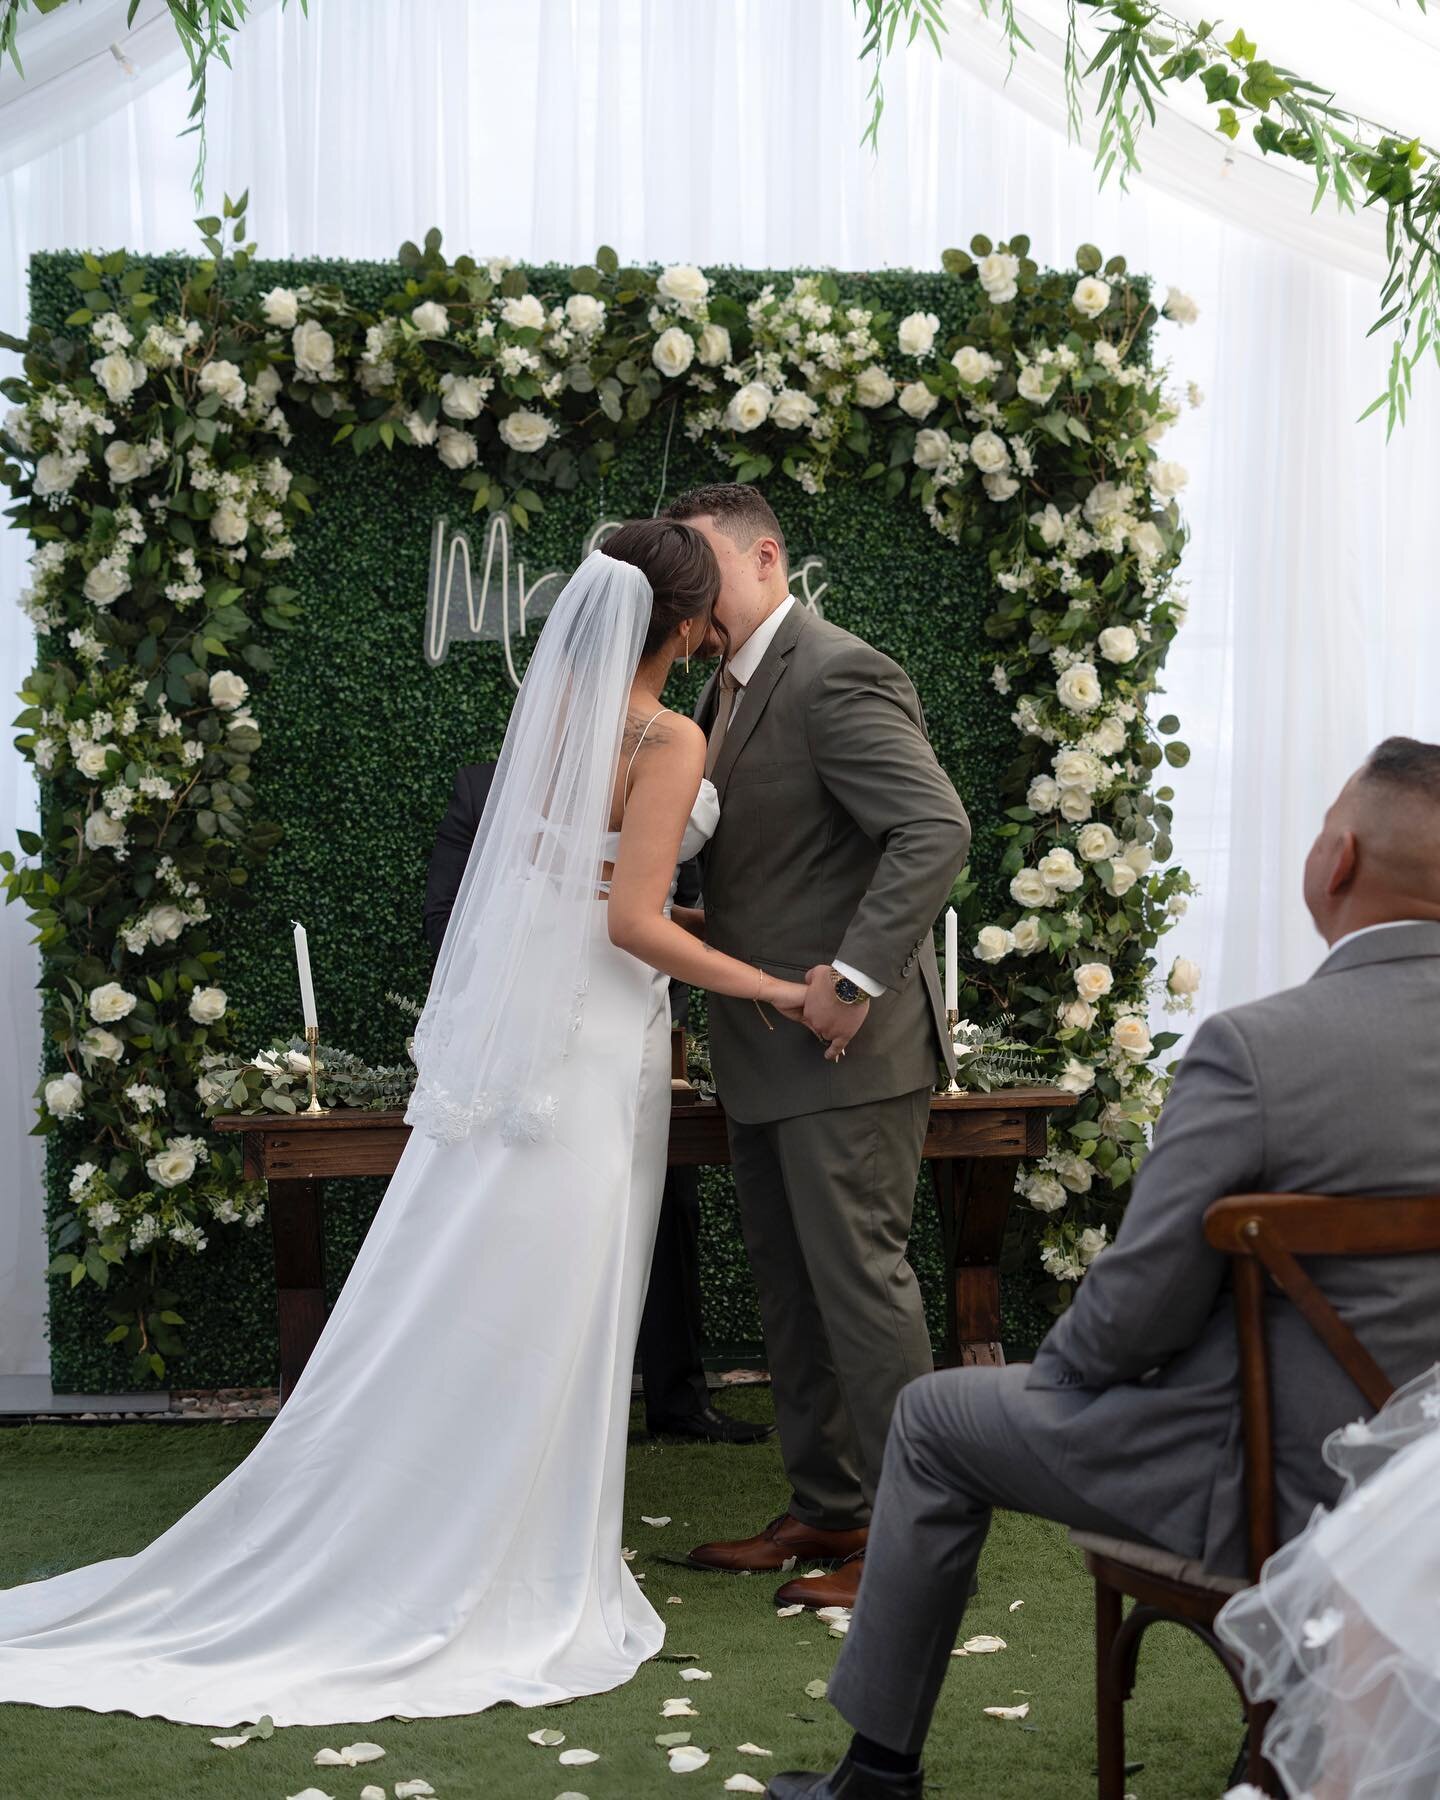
[1,199,1197,1374]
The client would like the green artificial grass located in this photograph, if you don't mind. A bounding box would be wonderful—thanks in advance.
[0,1389,1241,1798]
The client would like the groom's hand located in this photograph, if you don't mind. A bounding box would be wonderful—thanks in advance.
[802,965,870,1061]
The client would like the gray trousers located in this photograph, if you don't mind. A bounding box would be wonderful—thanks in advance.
[728,1087,934,1531]
[827,1363,1151,1753]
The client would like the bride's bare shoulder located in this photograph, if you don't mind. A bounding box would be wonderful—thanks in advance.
[622,708,705,771]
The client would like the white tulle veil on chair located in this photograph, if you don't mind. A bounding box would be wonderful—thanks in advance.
[405,547,653,1146]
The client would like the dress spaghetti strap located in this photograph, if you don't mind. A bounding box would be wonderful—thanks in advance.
[622,708,667,811]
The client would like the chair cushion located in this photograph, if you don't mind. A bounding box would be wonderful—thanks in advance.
[1069,1529,1250,1598]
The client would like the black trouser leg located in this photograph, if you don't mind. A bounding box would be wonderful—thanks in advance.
[638,1166,710,1428]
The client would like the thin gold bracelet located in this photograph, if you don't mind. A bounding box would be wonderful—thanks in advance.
[752,968,775,1033]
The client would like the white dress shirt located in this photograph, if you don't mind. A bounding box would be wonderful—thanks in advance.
[1327,918,1426,957]
[721,596,883,998]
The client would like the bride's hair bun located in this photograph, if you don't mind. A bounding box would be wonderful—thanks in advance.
[601,518,721,659]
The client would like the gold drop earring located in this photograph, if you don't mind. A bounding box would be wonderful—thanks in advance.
[682,626,690,674]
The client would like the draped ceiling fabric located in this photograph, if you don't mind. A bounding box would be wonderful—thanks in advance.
[2,0,1438,1387]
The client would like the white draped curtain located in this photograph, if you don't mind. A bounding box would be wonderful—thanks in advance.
[3,0,1438,1385]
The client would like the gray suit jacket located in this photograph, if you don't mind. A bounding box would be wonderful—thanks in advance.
[1028,920,1440,1573]
[697,603,971,1124]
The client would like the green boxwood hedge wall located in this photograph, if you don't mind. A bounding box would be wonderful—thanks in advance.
[31,254,1082,1390]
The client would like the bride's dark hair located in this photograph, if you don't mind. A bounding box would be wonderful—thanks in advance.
[600,519,723,660]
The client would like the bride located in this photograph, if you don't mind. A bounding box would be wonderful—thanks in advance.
[0,519,809,1728]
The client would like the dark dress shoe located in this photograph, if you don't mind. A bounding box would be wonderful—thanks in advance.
[690,1512,869,1573]
[647,1404,775,1445]
[767,1753,924,1798]
[774,1550,863,1610]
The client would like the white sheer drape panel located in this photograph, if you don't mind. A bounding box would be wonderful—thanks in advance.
[2,0,1439,1382]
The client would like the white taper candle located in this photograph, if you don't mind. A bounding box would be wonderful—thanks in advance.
[292,920,318,1028]
[944,906,958,1014]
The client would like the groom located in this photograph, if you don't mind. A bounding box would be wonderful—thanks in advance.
[665,484,970,1609]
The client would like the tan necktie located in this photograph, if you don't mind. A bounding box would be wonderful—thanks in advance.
[705,666,743,778]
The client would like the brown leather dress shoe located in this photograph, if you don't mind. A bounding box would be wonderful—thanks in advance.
[688,1512,868,1573]
[774,1550,864,1610]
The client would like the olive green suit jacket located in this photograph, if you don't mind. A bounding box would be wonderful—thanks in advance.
[696,604,971,1125]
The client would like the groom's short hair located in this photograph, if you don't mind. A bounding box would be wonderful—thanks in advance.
[664,483,789,573]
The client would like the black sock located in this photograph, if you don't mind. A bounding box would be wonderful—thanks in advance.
[849,1732,921,1776]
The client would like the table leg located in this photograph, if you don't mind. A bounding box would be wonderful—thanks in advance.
[267,1177,326,1405]
[931,1155,1017,1368]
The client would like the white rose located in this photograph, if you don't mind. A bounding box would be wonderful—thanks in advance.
[498,410,554,455]
[84,562,130,607]
[983,472,1019,502]
[104,440,150,485]
[1149,459,1189,499]
[1032,502,1065,548]
[952,344,998,385]
[1104,861,1138,896]
[1059,998,1096,1030]
[565,293,606,335]
[1128,522,1166,564]
[897,311,939,357]
[1168,955,1202,997]
[437,372,485,421]
[1163,286,1199,326]
[977,252,1020,304]
[1017,363,1057,404]
[188,985,228,1024]
[656,264,710,308]
[1087,717,1128,757]
[410,300,450,337]
[1097,626,1139,667]
[147,904,187,944]
[1057,1056,1096,1096]
[147,1146,197,1189]
[912,428,951,471]
[968,430,1009,475]
[1084,480,1129,526]
[198,358,247,409]
[208,500,249,546]
[770,388,818,431]
[34,452,77,497]
[1072,276,1112,319]
[292,319,336,377]
[45,1072,84,1118]
[1074,962,1115,1002]
[80,1027,124,1062]
[261,287,300,328]
[1053,1152,1094,1194]
[724,382,772,433]
[898,380,938,421]
[1111,1015,1152,1060]
[437,425,480,468]
[1011,916,1046,956]
[1038,847,1083,892]
[1023,1171,1067,1214]
[250,364,282,408]
[1122,842,1154,877]
[1076,823,1120,863]
[974,925,1015,964]
[854,365,896,408]
[208,669,249,711]
[1058,787,1093,822]
[92,350,146,403]
[88,981,137,1023]
[1009,868,1054,909]
[1077,1225,1109,1264]
[1056,662,1102,714]
[500,293,547,331]
[75,743,117,779]
[84,809,126,852]
[697,322,732,366]
[1027,775,1061,813]
[652,326,696,379]
[404,411,438,447]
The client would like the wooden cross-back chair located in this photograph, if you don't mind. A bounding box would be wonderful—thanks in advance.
[1071,1190,1440,1798]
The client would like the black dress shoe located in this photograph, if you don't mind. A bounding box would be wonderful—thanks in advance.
[767,1753,924,1799]
[647,1404,775,1444]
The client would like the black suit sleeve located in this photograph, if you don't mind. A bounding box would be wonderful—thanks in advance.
[423,763,496,954]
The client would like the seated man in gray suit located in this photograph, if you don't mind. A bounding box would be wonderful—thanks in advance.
[770,736,1440,1800]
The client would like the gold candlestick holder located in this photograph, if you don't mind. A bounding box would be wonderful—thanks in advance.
[942,1007,963,1096]
[303,1023,324,1115]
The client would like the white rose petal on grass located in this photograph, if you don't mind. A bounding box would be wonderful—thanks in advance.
[678,1667,712,1681]
[799,1568,827,1580]
[360,1789,386,1800]
[394,1786,436,1800]
[804,1679,829,1699]
[640,1515,671,1527]
[983,1702,1031,1721]
[209,1734,251,1749]
[736,1743,773,1757]
[724,1778,767,1794]
[317,1743,386,1767]
[656,1731,693,1747]
[528,1728,567,1746]
[962,1635,1007,1654]
[662,1698,699,1718]
[285,1791,336,1800]
[558,1748,600,1766]
[776,1603,805,1618]
[667,1595,684,1605]
[1009,1600,1025,1612]
[667,1746,711,1774]
[815,1606,851,1624]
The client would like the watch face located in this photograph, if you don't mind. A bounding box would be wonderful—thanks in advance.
[833,975,863,1005]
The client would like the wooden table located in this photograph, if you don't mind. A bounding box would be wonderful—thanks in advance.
[214,1086,1073,1403]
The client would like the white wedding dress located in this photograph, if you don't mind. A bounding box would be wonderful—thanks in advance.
[1218,1363,1440,1797]
[0,778,721,1727]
